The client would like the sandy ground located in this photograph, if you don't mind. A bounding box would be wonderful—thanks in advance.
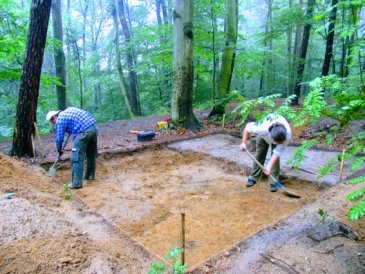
[0,116,365,273]
[54,147,320,268]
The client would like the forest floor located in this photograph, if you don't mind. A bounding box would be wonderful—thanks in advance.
[0,111,365,273]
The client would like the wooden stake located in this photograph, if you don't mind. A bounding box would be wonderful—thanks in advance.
[222,114,226,128]
[180,212,185,265]
[339,149,346,183]
[34,122,44,157]
[31,134,36,160]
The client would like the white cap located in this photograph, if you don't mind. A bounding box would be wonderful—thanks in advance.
[46,111,59,122]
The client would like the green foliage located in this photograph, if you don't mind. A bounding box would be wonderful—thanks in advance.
[318,157,338,178]
[317,208,329,224]
[149,246,187,274]
[348,198,365,220]
[59,184,73,201]
[231,92,284,126]
[149,262,166,274]
[289,139,318,169]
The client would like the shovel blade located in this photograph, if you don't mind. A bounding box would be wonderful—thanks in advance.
[49,167,56,177]
[275,181,301,198]
[283,190,301,198]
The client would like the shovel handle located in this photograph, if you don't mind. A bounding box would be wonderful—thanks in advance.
[244,150,278,183]
[244,150,301,198]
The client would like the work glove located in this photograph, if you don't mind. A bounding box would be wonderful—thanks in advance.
[58,150,63,157]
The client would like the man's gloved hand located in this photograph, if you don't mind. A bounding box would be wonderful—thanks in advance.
[58,150,63,157]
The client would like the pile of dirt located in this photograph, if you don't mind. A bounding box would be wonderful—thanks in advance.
[0,154,154,273]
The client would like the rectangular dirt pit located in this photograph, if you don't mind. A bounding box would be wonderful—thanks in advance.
[56,147,319,269]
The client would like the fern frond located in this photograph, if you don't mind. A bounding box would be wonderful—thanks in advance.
[349,176,365,185]
[348,197,365,220]
[347,188,365,201]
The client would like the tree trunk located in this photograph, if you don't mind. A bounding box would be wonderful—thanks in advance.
[171,0,201,129]
[111,0,135,118]
[321,0,338,77]
[161,0,169,24]
[90,0,105,111]
[259,0,272,97]
[72,39,84,108]
[11,0,52,157]
[289,0,303,96]
[210,0,218,102]
[52,0,67,110]
[117,0,140,115]
[345,3,360,77]
[292,0,315,106]
[286,0,293,96]
[156,0,163,25]
[210,0,238,116]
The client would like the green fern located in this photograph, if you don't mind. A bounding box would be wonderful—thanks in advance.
[348,198,365,220]
[349,176,365,185]
[350,157,365,171]
[302,87,325,120]
[318,157,337,178]
[288,139,317,168]
[347,188,365,201]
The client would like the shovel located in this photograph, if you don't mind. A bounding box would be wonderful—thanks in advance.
[244,150,301,198]
[49,134,70,177]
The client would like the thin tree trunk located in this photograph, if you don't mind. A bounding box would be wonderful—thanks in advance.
[211,0,238,116]
[259,0,272,96]
[345,4,360,77]
[90,0,105,111]
[286,0,293,96]
[111,0,135,118]
[321,0,338,76]
[289,0,303,96]
[267,0,273,94]
[210,0,218,102]
[117,0,140,115]
[293,0,315,105]
[11,0,52,157]
[52,0,67,110]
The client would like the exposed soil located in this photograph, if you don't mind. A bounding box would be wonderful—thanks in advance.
[0,113,364,273]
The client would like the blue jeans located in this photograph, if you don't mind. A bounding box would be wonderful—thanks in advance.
[71,125,97,187]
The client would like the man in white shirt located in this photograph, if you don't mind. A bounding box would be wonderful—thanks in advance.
[240,114,292,192]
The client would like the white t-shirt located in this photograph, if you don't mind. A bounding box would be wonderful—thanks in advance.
[245,114,292,156]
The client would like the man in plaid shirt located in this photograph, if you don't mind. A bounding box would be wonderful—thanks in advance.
[46,107,97,189]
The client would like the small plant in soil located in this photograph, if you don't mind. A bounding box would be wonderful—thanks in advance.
[149,246,187,274]
[59,184,73,201]
[317,208,329,224]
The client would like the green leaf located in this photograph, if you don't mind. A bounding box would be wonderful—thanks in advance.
[148,262,166,274]
[350,157,365,171]
[348,176,365,185]
[347,188,365,201]
[348,198,365,220]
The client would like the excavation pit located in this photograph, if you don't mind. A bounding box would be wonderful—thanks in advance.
[56,141,321,269]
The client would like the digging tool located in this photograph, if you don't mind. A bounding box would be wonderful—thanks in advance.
[49,134,70,177]
[244,150,301,198]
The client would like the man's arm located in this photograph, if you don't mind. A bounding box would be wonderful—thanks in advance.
[264,154,279,175]
[240,128,250,151]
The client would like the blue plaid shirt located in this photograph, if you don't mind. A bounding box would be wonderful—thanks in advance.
[55,107,96,152]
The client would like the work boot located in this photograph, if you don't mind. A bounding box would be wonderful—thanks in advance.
[246,179,256,187]
[270,183,277,192]
[84,176,94,180]
[68,183,82,189]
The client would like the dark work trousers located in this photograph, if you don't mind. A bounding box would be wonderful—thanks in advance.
[248,137,279,186]
[71,125,97,187]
